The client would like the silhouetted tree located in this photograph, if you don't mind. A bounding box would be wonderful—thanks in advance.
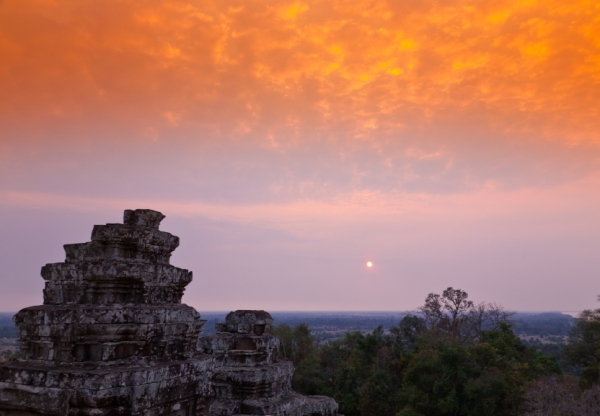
[564,297,600,389]
[272,323,328,394]
[420,287,513,343]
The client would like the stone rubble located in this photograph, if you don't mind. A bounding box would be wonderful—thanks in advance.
[0,209,341,416]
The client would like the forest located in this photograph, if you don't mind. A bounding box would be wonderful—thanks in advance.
[272,288,600,416]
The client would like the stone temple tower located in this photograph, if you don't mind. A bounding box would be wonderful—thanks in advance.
[200,310,338,415]
[0,209,340,416]
[0,209,213,414]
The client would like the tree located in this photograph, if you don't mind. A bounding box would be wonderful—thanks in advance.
[272,323,293,360]
[273,289,560,416]
[397,339,474,416]
[389,314,427,352]
[272,323,327,394]
[396,323,560,416]
[564,300,600,389]
[420,287,513,343]
[441,287,474,336]
[317,326,405,416]
[272,323,315,364]
[465,302,513,341]
[522,376,600,416]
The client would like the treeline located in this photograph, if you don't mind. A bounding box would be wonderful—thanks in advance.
[200,312,407,338]
[273,288,600,416]
[0,314,16,339]
[511,312,575,337]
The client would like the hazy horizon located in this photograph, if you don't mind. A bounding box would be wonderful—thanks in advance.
[0,308,587,316]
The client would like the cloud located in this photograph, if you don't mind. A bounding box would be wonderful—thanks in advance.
[1,0,598,146]
[2,170,599,237]
[1,173,600,311]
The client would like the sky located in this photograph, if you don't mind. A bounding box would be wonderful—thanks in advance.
[0,0,599,312]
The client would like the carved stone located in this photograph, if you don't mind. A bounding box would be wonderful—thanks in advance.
[0,209,211,415]
[200,311,339,416]
[0,210,340,416]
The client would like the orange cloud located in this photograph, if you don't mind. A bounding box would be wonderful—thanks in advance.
[0,0,598,148]
[0,0,598,209]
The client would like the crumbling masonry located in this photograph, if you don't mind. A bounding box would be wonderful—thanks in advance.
[0,209,339,416]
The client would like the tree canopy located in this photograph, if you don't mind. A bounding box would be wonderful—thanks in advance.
[273,288,564,416]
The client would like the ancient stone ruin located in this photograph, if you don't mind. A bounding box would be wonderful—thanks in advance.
[200,310,337,416]
[0,209,339,416]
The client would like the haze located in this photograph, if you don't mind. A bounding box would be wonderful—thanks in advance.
[0,0,599,312]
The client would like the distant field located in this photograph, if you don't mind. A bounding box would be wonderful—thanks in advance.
[0,313,18,363]
[199,310,576,344]
[200,311,410,343]
[0,313,16,339]
[0,338,18,354]
[0,310,577,345]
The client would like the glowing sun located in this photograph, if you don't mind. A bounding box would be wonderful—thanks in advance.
[366,261,373,268]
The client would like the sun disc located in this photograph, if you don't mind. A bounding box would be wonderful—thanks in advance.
[366,261,373,268]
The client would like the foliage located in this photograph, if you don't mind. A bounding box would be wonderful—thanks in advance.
[522,376,600,416]
[564,307,600,389]
[420,287,513,343]
[273,288,561,416]
[395,323,559,416]
[272,323,330,394]
[512,312,575,337]
[0,313,17,339]
[0,349,18,363]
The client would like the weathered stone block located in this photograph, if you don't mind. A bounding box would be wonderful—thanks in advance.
[15,305,203,363]
[198,333,279,367]
[212,362,293,399]
[0,358,214,415]
[123,209,165,229]
[221,311,273,336]
[241,392,308,415]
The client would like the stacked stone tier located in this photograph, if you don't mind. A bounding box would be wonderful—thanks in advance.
[217,310,273,335]
[15,304,204,363]
[64,221,180,265]
[0,357,214,416]
[40,216,192,306]
[199,333,279,367]
[42,261,192,305]
[209,393,339,416]
[212,362,293,400]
